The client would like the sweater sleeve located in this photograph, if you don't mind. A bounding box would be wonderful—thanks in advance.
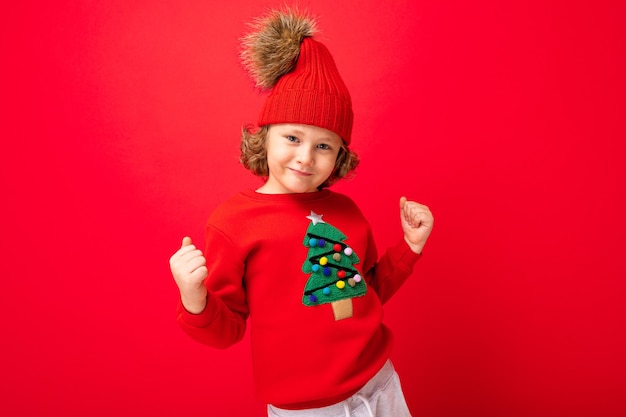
[365,237,422,305]
[176,224,249,349]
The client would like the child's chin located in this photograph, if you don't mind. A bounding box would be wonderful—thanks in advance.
[293,186,319,194]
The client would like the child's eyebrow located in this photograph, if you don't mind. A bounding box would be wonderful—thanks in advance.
[284,128,305,136]
[280,127,337,143]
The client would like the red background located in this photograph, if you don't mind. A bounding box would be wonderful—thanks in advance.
[2,1,625,416]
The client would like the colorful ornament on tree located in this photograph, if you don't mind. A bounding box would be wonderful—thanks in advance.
[302,211,367,320]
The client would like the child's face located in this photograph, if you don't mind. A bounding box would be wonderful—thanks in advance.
[258,123,342,194]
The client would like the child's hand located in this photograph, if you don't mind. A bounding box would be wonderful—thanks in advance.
[399,196,434,254]
[169,237,208,314]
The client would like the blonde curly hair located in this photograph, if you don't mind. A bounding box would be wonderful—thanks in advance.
[240,125,359,189]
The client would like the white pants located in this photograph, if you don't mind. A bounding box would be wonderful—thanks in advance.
[267,361,412,417]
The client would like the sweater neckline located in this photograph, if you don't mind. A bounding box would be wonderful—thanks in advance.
[240,188,332,203]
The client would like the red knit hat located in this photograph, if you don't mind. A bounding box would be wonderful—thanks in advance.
[241,9,354,144]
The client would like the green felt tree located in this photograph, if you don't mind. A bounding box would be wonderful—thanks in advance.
[301,212,367,320]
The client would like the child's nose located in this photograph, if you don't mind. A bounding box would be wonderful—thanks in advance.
[296,146,314,165]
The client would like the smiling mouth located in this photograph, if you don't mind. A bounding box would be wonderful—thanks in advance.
[290,168,313,176]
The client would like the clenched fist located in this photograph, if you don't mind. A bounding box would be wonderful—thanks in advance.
[399,196,434,255]
[169,237,208,314]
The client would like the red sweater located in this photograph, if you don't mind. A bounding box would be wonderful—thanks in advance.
[177,189,421,408]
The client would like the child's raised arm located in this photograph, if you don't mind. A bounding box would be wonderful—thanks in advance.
[169,237,208,314]
[399,196,434,255]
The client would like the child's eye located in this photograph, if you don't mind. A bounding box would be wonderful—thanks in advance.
[317,143,331,150]
[286,135,298,142]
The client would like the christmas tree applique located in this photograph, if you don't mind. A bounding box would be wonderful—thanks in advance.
[302,211,367,320]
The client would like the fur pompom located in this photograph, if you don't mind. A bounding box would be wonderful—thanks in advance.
[241,7,317,90]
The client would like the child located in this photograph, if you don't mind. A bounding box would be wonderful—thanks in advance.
[169,7,434,417]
